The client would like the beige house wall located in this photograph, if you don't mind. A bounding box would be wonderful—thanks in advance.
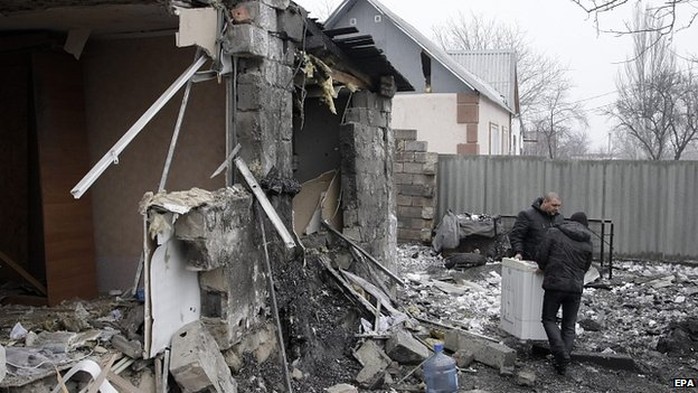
[392,93,516,156]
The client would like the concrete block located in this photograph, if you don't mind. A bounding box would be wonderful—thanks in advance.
[354,340,391,388]
[223,24,268,58]
[403,162,424,174]
[413,151,428,163]
[398,206,422,219]
[277,7,305,42]
[267,36,285,61]
[385,329,430,364]
[396,194,412,206]
[395,129,417,141]
[421,207,434,220]
[394,151,414,163]
[351,91,378,110]
[404,140,427,152]
[397,228,422,242]
[398,184,433,197]
[516,370,536,386]
[424,153,438,175]
[380,96,392,112]
[444,330,516,369]
[231,2,277,31]
[394,173,413,185]
[237,80,264,111]
[111,334,143,359]
[170,320,238,393]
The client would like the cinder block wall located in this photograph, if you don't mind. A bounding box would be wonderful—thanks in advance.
[340,91,397,271]
[394,129,438,243]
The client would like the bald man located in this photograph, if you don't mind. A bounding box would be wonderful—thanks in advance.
[509,192,564,261]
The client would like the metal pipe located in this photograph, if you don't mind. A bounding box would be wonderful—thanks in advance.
[609,221,614,280]
[158,66,195,192]
[71,55,207,199]
[256,203,293,393]
[600,219,606,269]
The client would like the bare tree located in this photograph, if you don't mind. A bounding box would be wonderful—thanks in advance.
[570,0,698,37]
[433,12,589,158]
[607,7,697,160]
[527,79,590,159]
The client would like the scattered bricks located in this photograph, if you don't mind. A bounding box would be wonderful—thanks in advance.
[444,330,516,369]
[170,320,238,393]
[354,340,391,388]
[326,383,359,393]
[0,345,5,383]
[516,370,536,386]
[222,24,267,57]
[385,329,430,364]
[404,140,427,152]
[395,129,417,141]
[571,351,640,372]
[452,350,475,368]
[403,162,425,174]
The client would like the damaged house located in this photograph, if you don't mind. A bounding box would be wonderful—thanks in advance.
[0,0,427,391]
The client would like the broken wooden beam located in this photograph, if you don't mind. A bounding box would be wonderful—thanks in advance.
[322,220,405,287]
[317,255,378,316]
[234,156,296,249]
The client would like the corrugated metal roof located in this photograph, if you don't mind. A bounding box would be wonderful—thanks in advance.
[449,50,519,113]
[324,0,515,114]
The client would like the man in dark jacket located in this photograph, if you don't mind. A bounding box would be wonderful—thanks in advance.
[509,192,564,261]
[535,212,593,375]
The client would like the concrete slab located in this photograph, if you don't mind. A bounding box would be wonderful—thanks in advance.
[385,329,430,364]
[444,330,515,369]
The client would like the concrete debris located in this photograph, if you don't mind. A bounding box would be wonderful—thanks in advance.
[169,320,238,393]
[353,340,391,388]
[444,330,516,369]
[516,370,536,386]
[385,329,430,364]
[110,334,143,359]
[571,351,640,372]
[325,383,358,393]
[452,350,475,368]
[291,367,304,380]
[578,318,603,332]
[9,323,27,341]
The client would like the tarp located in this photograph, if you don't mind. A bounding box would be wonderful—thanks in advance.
[432,211,501,252]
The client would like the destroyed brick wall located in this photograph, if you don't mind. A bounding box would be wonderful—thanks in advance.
[394,129,438,243]
[340,91,398,271]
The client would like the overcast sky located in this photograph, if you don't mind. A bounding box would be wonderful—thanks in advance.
[293,0,697,152]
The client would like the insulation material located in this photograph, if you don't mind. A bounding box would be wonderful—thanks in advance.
[292,170,342,235]
[175,7,220,58]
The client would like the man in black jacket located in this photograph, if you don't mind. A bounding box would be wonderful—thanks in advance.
[509,192,564,261]
[535,212,593,375]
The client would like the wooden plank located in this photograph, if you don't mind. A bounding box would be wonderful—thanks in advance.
[330,68,370,90]
[0,249,47,295]
[32,51,97,305]
[323,27,359,37]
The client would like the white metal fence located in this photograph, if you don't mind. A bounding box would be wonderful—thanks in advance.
[437,155,698,261]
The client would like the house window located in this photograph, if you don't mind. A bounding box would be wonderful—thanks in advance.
[374,15,382,23]
[489,123,500,155]
[349,18,357,26]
